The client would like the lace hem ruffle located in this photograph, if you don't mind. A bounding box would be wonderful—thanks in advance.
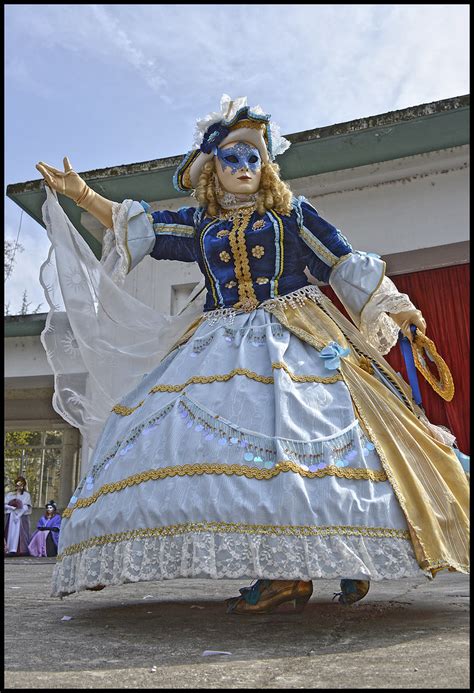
[51,532,426,596]
[359,277,417,355]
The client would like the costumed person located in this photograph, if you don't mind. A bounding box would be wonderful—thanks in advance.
[4,476,32,556]
[36,94,469,612]
[28,500,62,557]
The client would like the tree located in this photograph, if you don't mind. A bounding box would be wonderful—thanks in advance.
[4,240,43,315]
[5,238,24,281]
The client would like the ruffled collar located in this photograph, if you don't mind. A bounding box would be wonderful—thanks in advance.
[216,190,258,210]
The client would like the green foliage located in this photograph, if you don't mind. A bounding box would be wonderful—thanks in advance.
[4,430,63,505]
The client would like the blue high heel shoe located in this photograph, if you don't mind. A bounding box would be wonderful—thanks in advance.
[333,579,370,605]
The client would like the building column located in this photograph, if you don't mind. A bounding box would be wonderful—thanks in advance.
[58,428,80,510]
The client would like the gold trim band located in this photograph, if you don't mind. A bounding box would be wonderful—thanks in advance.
[62,461,388,519]
[112,364,342,415]
[57,520,410,560]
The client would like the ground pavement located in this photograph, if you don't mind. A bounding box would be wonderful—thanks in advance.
[4,556,470,689]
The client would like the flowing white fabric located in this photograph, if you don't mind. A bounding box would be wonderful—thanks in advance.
[39,188,204,453]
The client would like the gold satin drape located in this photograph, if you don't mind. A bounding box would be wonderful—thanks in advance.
[264,297,469,576]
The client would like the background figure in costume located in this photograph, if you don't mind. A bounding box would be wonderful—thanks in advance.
[4,476,32,556]
[28,501,62,558]
[36,94,469,613]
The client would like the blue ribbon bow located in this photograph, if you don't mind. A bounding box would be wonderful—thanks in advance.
[319,341,351,370]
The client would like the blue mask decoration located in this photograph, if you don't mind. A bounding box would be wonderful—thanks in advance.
[216,142,262,175]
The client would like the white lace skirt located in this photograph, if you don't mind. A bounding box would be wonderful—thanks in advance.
[52,309,426,596]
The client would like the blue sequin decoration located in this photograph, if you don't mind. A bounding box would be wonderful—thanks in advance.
[216,142,261,175]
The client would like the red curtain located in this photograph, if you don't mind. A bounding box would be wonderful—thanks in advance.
[321,264,470,453]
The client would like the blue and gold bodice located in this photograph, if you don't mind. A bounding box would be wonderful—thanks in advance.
[143,197,354,313]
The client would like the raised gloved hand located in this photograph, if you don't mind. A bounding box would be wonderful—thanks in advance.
[36,157,114,229]
[36,157,87,203]
[389,309,427,342]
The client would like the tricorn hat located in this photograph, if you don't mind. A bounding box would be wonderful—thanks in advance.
[173,94,291,192]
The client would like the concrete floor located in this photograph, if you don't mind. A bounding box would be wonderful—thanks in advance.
[4,556,470,689]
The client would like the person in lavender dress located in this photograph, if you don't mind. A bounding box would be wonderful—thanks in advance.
[4,476,32,556]
[28,501,62,558]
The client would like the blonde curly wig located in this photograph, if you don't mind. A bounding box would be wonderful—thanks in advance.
[194,159,293,218]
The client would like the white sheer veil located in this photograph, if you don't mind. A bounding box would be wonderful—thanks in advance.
[39,188,204,454]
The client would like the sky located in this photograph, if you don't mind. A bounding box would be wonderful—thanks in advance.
[4,3,470,315]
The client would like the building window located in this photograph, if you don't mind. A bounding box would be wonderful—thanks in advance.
[4,430,64,508]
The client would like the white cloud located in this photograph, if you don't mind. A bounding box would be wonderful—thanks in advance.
[6,4,469,123]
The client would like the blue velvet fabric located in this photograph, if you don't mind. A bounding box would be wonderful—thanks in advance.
[148,197,353,312]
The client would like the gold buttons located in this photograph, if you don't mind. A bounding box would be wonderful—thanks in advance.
[256,277,269,285]
[219,251,231,263]
[252,245,265,259]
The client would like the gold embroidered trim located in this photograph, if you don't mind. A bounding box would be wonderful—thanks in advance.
[149,368,273,391]
[153,224,195,237]
[112,401,145,416]
[252,245,265,259]
[112,364,342,414]
[299,226,339,266]
[62,462,388,519]
[272,362,341,383]
[256,277,269,284]
[57,519,407,559]
[228,207,259,311]
[219,250,231,262]
[331,253,353,271]
[230,119,267,133]
[252,219,265,231]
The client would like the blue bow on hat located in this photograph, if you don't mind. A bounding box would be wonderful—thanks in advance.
[319,341,350,370]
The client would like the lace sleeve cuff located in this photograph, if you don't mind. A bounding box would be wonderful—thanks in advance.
[359,276,418,354]
[100,200,155,285]
[329,252,419,355]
